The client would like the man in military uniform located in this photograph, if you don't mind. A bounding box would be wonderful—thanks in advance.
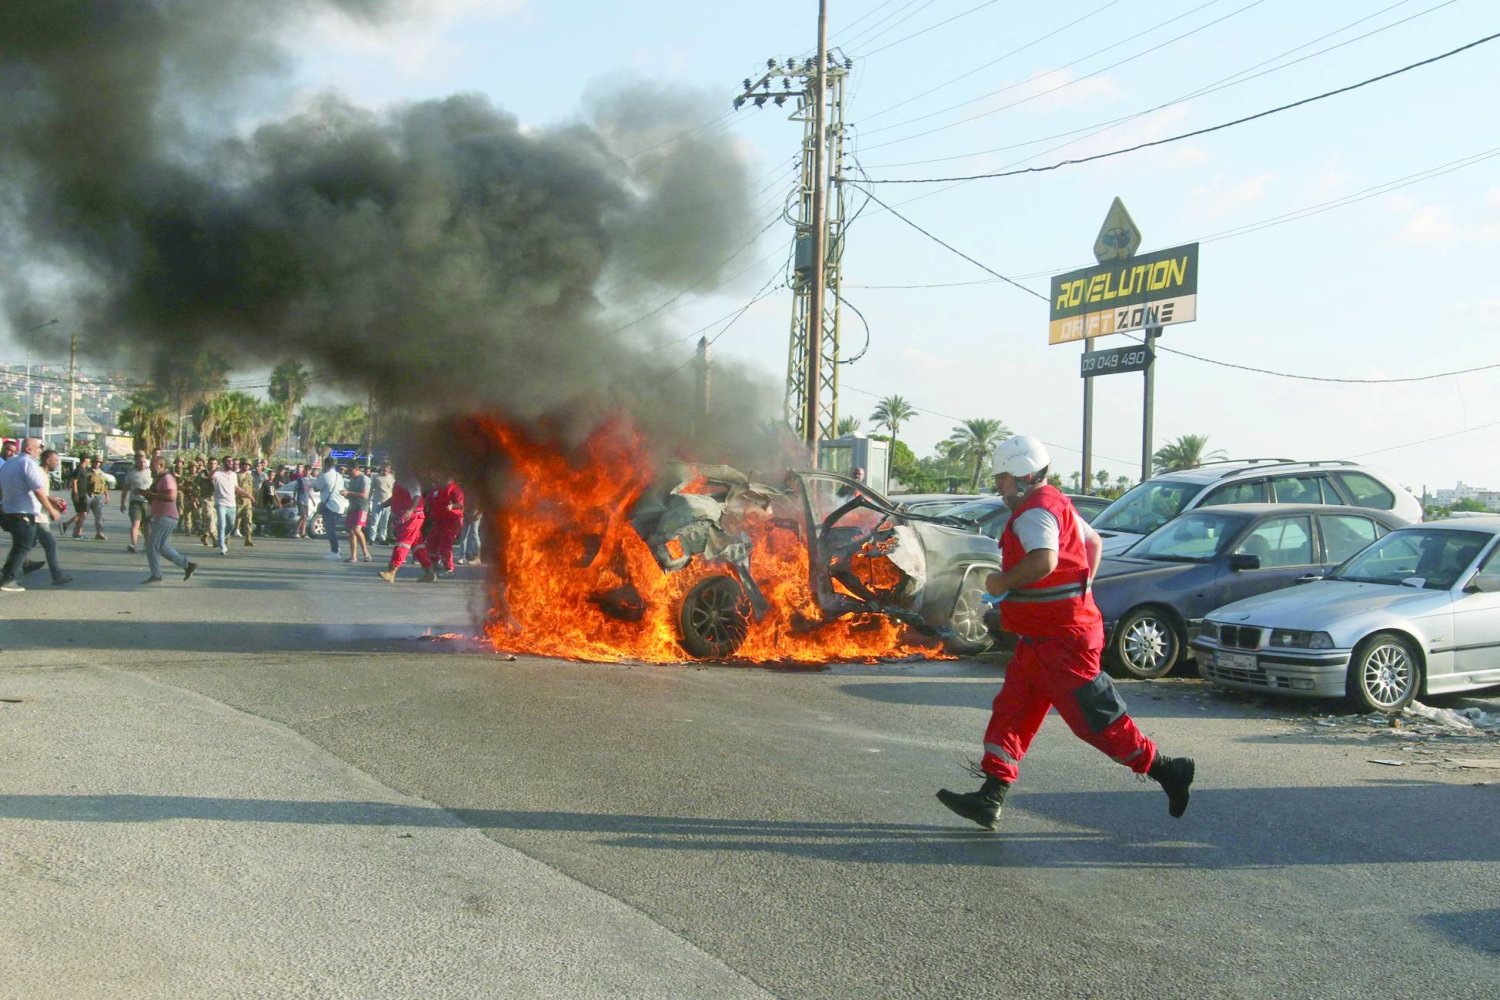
[179,459,202,537]
[235,458,256,546]
[196,459,218,546]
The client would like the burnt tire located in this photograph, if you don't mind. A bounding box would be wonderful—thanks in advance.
[1346,632,1420,714]
[1109,606,1181,679]
[945,573,996,655]
[678,575,751,659]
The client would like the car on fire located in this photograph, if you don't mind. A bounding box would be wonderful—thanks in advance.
[634,467,1002,658]
[1191,517,1500,712]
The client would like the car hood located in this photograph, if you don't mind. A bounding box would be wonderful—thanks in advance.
[1099,530,1145,555]
[1207,579,1450,629]
[1095,555,1196,584]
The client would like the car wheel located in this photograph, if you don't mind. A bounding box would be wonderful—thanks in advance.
[1346,632,1420,714]
[1110,606,1181,679]
[678,575,751,659]
[945,572,995,655]
[309,512,326,539]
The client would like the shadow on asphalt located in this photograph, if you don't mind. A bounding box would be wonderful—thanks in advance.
[838,680,1229,719]
[1420,908,1500,956]
[6,780,1497,877]
[2,620,474,654]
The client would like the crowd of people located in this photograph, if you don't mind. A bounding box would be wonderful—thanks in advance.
[0,438,483,591]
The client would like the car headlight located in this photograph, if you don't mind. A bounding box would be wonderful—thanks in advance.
[1268,629,1334,650]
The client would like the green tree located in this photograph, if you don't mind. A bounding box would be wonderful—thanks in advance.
[946,417,1010,491]
[870,395,917,482]
[268,360,311,458]
[158,350,229,450]
[1046,472,1065,489]
[117,389,175,455]
[1116,474,1130,492]
[1152,433,1227,474]
[1069,471,1081,490]
[835,415,861,436]
[1095,469,1110,491]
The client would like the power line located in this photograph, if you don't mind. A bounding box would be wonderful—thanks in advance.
[865,0,1450,169]
[858,0,1127,123]
[860,30,1500,183]
[850,186,1048,300]
[1349,419,1500,458]
[839,0,940,51]
[860,0,1245,140]
[831,0,908,42]
[847,180,1500,387]
[846,142,1500,287]
[856,0,1005,58]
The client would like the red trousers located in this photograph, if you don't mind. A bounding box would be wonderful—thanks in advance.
[389,515,430,570]
[981,631,1156,784]
[425,517,462,572]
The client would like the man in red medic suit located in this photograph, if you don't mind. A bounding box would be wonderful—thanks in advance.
[937,434,1195,830]
[423,477,465,577]
[377,472,431,583]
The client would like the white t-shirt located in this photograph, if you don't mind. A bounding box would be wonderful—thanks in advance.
[316,469,348,514]
[211,468,239,506]
[1012,508,1088,554]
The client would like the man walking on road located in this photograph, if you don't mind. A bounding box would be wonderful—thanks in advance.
[368,462,395,544]
[211,456,249,556]
[138,455,197,584]
[121,451,152,553]
[936,435,1195,830]
[0,439,70,592]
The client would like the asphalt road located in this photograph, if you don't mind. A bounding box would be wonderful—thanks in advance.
[3,533,1498,999]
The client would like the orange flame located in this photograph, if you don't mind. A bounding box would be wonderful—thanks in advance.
[454,416,943,665]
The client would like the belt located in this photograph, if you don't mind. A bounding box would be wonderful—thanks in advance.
[1005,581,1088,603]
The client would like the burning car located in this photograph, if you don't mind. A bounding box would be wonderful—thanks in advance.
[462,420,1001,663]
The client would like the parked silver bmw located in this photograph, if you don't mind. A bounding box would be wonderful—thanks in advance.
[1191,517,1500,713]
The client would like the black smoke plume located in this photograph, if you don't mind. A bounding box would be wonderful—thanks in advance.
[1,0,786,466]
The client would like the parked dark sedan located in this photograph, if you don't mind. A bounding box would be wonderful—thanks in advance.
[1094,503,1403,678]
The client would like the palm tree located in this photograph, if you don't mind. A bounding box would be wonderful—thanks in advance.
[158,350,228,450]
[1152,433,1228,474]
[117,390,175,455]
[870,395,917,480]
[835,415,861,436]
[268,360,311,459]
[1116,474,1130,491]
[1095,469,1110,491]
[1069,471,1082,490]
[946,417,1010,490]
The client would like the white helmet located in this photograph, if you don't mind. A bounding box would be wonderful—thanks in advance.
[992,434,1050,479]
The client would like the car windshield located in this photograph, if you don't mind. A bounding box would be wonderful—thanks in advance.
[1125,511,1243,562]
[1326,528,1492,590]
[1093,479,1200,535]
[945,497,1011,538]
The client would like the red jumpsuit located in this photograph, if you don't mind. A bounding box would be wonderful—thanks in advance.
[424,480,465,573]
[981,485,1156,784]
[387,480,430,571]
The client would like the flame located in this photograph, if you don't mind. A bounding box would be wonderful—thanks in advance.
[454,416,943,665]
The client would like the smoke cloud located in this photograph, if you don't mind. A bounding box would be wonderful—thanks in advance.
[1,0,787,466]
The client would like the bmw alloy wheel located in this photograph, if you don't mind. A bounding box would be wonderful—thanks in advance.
[1349,633,1419,713]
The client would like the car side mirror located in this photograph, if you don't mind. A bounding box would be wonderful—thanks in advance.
[1228,553,1260,571]
[1464,573,1500,594]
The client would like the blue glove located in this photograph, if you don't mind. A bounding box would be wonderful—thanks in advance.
[980,591,1005,607]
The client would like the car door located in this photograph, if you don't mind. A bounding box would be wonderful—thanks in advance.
[1219,514,1319,605]
[1271,473,1334,506]
[1316,512,1386,569]
[1452,542,1500,683]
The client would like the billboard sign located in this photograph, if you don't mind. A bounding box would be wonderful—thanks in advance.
[1048,243,1199,345]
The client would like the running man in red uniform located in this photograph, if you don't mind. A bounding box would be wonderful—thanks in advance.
[377,472,431,583]
[937,434,1195,830]
[423,477,465,576]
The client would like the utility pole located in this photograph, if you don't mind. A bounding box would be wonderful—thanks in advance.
[67,333,77,451]
[733,14,851,451]
[696,336,712,418]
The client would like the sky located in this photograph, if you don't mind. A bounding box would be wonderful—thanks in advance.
[9,0,1499,493]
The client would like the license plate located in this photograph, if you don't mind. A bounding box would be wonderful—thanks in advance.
[1217,651,1258,672]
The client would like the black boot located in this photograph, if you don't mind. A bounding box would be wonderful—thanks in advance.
[936,776,1009,830]
[1148,755,1195,818]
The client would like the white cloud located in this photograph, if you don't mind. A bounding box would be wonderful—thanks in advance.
[284,0,529,83]
[1184,171,1275,222]
[1386,195,1500,246]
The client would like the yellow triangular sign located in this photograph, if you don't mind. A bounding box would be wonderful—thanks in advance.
[1094,197,1141,263]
